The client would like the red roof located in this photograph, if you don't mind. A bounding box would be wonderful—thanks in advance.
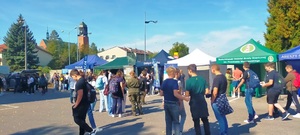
[0,44,8,53]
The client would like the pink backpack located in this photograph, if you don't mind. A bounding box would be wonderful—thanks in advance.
[293,72,300,88]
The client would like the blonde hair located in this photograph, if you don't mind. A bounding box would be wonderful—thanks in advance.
[166,66,176,76]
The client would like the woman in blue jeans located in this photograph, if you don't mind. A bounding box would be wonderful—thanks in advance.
[111,70,125,118]
[211,64,229,135]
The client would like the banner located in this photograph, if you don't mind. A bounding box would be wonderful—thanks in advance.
[153,59,160,88]
[83,55,87,73]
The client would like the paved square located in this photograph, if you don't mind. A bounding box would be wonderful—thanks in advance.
[0,89,300,135]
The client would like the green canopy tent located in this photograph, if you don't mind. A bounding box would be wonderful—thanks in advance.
[216,39,279,97]
[217,39,278,64]
[94,56,136,70]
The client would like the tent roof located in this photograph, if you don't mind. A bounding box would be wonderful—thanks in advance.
[216,39,278,64]
[279,45,300,61]
[135,50,173,67]
[94,56,135,70]
[65,55,107,69]
[167,48,215,66]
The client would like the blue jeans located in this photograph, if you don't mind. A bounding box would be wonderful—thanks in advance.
[245,88,256,121]
[212,103,228,135]
[107,93,113,115]
[70,89,75,103]
[164,101,180,135]
[112,97,122,114]
[172,104,186,133]
[87,103,96,129]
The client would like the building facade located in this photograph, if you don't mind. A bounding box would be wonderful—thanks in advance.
[97,46,151,62]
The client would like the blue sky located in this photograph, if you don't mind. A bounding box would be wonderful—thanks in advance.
[0,0,268,57]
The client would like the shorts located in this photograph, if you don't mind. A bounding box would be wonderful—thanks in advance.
[231,81,240,87]
[266,90,281,104]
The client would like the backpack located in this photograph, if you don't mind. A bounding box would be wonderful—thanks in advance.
[293,72,300,88]
[39,78,47,86]
[86,82,97,103]
[96,77,105,90]
[109,78,119,94]
[275,72,286,91]
[246,70,260,89]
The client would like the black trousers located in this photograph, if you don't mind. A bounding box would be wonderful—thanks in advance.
[193,117,210,135]
[72,104,93,135]
[285,91,300,113]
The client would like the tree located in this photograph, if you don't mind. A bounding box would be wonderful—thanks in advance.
[89,42,98,55]
[169,42,189,58]
[49,30,62,41]
[149,51,158,58]
[264,0,300,53]
[3,14,39,71]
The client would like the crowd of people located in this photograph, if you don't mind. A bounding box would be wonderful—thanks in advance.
[159,62,300,135]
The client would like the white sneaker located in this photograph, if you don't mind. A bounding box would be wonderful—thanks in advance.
[293,113,300,118]
[118,114,122,118]
[89,129,97,135]
[244,119,254,123]
[111,114,115,117]
[96,127,103,132]
[254,115,259,119]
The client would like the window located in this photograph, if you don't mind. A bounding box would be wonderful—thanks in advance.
[105,55,109,60]
[111,55,116,59]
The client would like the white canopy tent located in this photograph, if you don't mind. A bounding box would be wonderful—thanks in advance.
[167,48,216,66]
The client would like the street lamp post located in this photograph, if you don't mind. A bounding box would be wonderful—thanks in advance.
[19,19,27,70]
[144,12,157,61]
[62,27,77,65]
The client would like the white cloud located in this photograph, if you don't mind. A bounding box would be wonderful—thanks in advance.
[113,26,265,57]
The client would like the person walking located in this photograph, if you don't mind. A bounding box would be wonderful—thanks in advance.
[185,64,210,135]
[38,74,47,95]
[111,70,125,118]
[211,64,233,135]
[284,65,300,118]
[160,66,189,135]
[14,73,21,93]
[96,71,108,113]
[27,75,35,95]
[174,68,186,135]
[127,71,143,116]
[232,67,243,98]
[236,62,258,123]
[225,68,233,96]
[261,62,290,120]
[69,75,76,104]
[139,70,148,105]
[70,69,97,135]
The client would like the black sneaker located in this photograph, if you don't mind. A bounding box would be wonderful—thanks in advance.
[282,112,290,120]
[263,115,274,120]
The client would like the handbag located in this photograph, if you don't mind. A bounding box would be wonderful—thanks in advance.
[103,85,109,96]
[215,93,234,115]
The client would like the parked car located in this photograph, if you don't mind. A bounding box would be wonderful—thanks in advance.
[6,69,40,92]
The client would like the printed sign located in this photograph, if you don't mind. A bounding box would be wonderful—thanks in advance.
[240,44,256,53]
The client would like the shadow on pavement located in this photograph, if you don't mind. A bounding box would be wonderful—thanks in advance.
[99,118,153,135]
[10,125,76,135]
[0,89,70,105]
[184,121,257,135]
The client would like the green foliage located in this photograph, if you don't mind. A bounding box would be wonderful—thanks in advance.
[169,42,189,58]
[49,30,62,41]
[3,14,39,71]
[264,0,300,53]
[149,51,158,58]
[37,66,51,74]
[89,42,98,54]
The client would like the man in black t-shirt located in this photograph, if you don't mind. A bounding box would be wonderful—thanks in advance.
[261,62,290,120]
[70,69,97,135]
[236,62,257,123]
